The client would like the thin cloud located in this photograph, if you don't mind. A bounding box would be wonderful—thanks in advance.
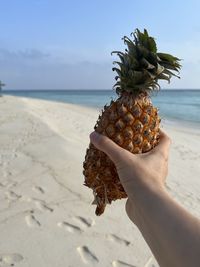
[0,48,50,61]
[1,43,200,89]
[0,48,112,89]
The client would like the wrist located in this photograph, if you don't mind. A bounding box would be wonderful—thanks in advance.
[126,183,168,225]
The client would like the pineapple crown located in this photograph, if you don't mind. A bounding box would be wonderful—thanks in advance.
[111,28,181,95]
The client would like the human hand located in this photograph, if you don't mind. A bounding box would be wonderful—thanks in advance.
[90,130,171,222]
[90,131,200,267]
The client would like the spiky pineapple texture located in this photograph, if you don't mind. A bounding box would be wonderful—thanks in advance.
[83,28,181,216]
[84,94,161,215]
[112,28,181,95]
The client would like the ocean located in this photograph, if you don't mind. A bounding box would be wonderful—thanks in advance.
[3,89,200,126]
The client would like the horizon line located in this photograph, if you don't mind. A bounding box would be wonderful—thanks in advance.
[2,88,200,91]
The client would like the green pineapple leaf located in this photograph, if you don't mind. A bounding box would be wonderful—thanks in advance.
[112,28,181,95]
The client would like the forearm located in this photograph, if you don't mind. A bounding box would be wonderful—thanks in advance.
[129,186,200,267]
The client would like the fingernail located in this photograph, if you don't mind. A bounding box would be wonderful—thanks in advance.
[90,131,100,143]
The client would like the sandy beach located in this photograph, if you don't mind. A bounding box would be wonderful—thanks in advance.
[0,95,200,267]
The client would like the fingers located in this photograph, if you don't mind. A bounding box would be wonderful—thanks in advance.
[90,131,127,164]
[151,130,171,160]
[90,130,171,164]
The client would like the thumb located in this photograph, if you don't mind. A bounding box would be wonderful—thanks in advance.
[90,131,125,164]
[150,130,171,160]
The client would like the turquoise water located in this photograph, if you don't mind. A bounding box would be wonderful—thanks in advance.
[3,89,200,125]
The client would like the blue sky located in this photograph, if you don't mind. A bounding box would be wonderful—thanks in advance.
[0,0,200,89]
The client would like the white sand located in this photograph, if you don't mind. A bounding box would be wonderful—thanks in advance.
[0,95,200,267]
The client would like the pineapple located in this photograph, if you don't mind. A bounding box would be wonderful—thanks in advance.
[83,29,181,216]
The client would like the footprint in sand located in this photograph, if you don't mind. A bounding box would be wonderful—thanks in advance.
[25,214,41,227]
[5,191,21,201]
[32,185,45,194]
[112,260,136,267]
[77,246,98,264]
[73,216,95,228]
[57,222,82,234]
[107,234,130,246]
[34,200,53,212]
[0,253,23,266]
[6,182,18,189]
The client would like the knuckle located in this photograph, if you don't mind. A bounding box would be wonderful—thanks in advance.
[167,136,172,145]
[158,151,168,162]
[162,153,169,162]
[164,133,172,146]
[98,135,109,147]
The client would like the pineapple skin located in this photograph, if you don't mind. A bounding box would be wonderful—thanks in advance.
[83,93,161,215]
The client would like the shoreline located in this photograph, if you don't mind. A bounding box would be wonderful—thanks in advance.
[2,92,200,130]
[0,95,200,267]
